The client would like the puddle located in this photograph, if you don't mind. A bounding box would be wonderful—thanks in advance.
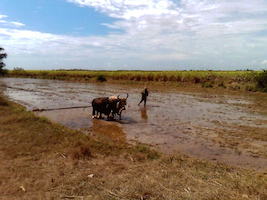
[2,77,267,172]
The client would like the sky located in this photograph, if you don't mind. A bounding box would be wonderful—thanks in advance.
[1,0,267,71]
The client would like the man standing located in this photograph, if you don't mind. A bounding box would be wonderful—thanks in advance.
[138,87,148,106]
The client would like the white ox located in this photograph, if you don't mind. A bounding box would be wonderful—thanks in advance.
[109,94,129,120]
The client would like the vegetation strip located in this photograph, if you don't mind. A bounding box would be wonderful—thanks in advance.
[5,69,267,93]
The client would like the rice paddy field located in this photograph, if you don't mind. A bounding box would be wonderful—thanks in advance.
[1,79,267,200]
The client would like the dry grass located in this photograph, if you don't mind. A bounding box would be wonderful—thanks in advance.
[1,94,267,199]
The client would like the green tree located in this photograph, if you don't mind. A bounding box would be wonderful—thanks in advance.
[0,47,8,75]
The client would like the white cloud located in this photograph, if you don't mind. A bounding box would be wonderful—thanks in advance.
[0,15,25,28]
[67,0,179,19]
[10,22,25,27]
[262,60,267,65]
[2,0,267,70]
[0,15,7,19]
[0,15,7,25]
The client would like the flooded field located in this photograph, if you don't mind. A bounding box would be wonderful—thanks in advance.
[2,77,267,172]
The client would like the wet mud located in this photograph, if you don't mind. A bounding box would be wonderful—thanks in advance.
[2,77,267,172]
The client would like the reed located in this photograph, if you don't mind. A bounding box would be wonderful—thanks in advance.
[7,70,259,82]
[7,69,264,92]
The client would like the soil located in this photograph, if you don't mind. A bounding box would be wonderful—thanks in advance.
[2,77,267,172]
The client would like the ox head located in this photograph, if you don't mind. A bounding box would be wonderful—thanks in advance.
[116,94,129,112]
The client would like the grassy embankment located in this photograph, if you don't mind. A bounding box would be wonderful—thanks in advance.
[7,69,267,92]
[1,84,267,199]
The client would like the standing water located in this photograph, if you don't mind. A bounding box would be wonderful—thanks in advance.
[2,77,267,171]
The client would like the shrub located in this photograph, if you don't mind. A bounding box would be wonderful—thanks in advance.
[176,76,182,82]
[96,75,107,82]
[229,85,241,91]
[256,70,267,92]
[135,75,141,81]
[0,69,8,76]
[147,74,154,81]
[162,74,168,82]
[202,82,213,88]
[245,85,256,92]
[14,67,25,72]
[218,81,226,88]
[192,77,201,84]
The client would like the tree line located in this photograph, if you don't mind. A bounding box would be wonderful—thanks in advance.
[0,47,7,75]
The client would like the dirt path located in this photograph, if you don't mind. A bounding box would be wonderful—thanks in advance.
[2,77,267,171]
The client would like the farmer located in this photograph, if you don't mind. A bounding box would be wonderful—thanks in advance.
[138,87,149,106]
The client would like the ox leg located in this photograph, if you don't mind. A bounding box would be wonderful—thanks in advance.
[108,110,114,120]
[92,107,96,119]
[96,111,100,119]
[99,112,104,119]
[118,110,123,120]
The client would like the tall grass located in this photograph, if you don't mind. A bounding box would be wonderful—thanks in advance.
[256,70,267,92]
[7,69,260,83]
[8,69,267,92]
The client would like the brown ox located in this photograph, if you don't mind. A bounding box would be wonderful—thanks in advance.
[92,94,129,120]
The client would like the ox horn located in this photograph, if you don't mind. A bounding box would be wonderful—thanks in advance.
[117,94,120,99]
[126,93,129,99]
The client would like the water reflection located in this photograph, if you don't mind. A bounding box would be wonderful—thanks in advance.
[141,107,148,120]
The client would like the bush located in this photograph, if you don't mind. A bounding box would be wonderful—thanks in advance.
[245,85,256,92]
[96,75,107,82]
[13,67,25,72]
[202,82,213,88]
[192,77,201,84]
[0,69,8,76]
[217,81,226,88]
[229,85,241,91]
[256,70,267,92]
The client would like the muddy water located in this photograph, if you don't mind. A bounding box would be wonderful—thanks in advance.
[2,77,267,172]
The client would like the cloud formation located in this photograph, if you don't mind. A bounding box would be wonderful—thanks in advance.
[1,0,267,70]
[0,15,25,28]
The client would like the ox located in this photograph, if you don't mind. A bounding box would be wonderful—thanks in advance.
[91,97,115,120]
[109,94,129,120]
[91,94,129,120]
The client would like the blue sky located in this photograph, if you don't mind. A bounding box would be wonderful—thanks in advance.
[1,0,267,71]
